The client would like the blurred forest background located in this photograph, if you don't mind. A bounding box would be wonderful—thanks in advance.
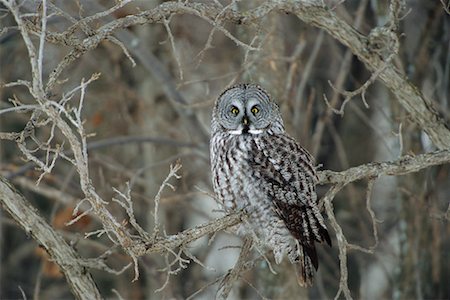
[0,0,449,299]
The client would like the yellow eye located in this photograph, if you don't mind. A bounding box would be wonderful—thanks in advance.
[251,106,259,115]
[230,106,239,115]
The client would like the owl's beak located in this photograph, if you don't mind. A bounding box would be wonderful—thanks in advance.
[242,116,249,126]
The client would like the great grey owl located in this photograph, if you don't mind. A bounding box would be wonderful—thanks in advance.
[210,83,331,286]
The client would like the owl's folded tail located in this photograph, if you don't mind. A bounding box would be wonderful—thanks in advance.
[294,244,317,287]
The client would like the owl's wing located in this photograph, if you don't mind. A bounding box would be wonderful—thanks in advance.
[251,134,331,267]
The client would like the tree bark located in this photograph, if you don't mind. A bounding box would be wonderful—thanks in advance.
[0,177,102,300]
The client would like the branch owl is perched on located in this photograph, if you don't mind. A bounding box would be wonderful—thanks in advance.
[210,83,331,286]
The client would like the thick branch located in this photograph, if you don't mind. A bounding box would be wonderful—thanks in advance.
[0,177,101,300]
[318,150,450,185]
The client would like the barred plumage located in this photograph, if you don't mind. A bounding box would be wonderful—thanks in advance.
[210,83,331,286]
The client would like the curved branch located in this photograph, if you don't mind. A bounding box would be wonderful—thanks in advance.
[286,3,450,150]
[318,149,450,185]
[0,177,101,300]
[27,1,450,148]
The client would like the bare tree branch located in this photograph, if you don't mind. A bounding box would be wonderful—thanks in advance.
[21,1,450,149]
[0,177,101,300]
[323,183,352,300]
[1,148,447,298]
[318,150,450,186]
[216,236,253,300]
[144,212,244,254]
[286,2,450,149]
[1,0,449,298]
[4,135,200,180]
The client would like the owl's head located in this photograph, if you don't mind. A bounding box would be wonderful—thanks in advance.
[212,83,284,135]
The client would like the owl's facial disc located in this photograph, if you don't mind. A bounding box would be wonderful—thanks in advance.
[216,84,275,135]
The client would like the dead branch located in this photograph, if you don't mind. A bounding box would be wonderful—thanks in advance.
[4,135,199,180]
[310,0,369,156]
[317,149,450,299]
[2,149,447,298]
[32,0,449,149]
[441,0,450,14]
[318,149,450,186]
[216,237,253,300]
[0,177,101,300]
[287,3,450,149]
[144,212,244,254]
[323,184,352,300]
[1,0,449,298]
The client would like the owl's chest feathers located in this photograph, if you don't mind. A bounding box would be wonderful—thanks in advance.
[211,132,273,211]
[221,134,262,174]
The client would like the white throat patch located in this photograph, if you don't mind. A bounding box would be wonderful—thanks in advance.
[248,129,263,134]
[229,128,263,135]
[229,129,242,135]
